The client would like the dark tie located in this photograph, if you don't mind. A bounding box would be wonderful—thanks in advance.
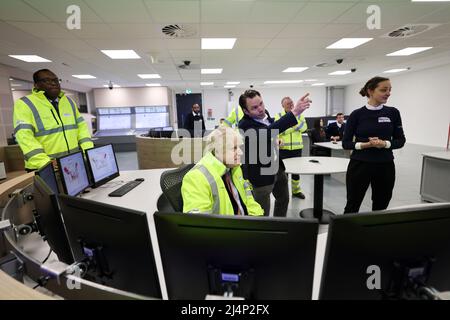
[51,99,59,113]
[224,172,241,215]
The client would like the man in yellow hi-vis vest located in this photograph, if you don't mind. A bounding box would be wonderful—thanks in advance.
[222,105,244,128]
[182,126,263,216]
[13,69,93,171]
[274,97,308,199]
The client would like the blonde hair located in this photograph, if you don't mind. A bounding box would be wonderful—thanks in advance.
[205,126,243,155]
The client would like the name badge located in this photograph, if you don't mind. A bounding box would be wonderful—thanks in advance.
[378,117,391,123]
[63,113,72,117]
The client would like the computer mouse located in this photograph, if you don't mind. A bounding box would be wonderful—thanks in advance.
[135,178,145,182]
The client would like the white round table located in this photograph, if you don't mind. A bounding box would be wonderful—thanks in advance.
[282,156,350,224]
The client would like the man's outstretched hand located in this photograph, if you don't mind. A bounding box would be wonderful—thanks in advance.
[292,93,312,116]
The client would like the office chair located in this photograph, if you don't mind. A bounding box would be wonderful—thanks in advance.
[160,164,195,212]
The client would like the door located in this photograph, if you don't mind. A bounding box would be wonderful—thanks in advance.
[176,93,202,129]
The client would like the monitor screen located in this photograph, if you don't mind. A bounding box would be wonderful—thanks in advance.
[135,113,169,129]
[319,204,450,300]
[33,175,74,264]
[57,151,90,196]
[58,194,162,298]
[86,144,119,187]
[35,161,59,194]
[98,115,131,130]
[154,212,318,299]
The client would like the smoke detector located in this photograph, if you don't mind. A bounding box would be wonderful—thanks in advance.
[162,24,197,38]
[382,24,440,39]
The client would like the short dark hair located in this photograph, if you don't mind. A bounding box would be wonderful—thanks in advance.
[336,112,344,117]
[33,69,53,83]
[359,76,389,97]
[239,89,261,111]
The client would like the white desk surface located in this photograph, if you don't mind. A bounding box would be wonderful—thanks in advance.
[314,141,343,150]
[81,169,328,300]
[422,151,450,161]
[283,156,350,175]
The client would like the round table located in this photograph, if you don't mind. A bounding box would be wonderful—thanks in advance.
[282,156,349,224]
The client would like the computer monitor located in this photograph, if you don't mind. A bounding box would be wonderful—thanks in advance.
[154,212,318,299]
[57,151,90,196]
[33,175,74,264]
[58,195,162,298]
[319,204,450,300]
[85,144,119,187]
[35,161,59,194]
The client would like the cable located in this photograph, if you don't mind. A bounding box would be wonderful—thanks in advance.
[32,276,51,290]
[42,249,53,264]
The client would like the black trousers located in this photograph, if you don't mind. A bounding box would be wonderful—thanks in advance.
[279,149,302,180]
[344,159,395,214]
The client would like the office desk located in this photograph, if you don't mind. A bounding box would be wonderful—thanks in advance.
[283,157,349,224]
[0,270,53,300]
[313,142,349,184]
[420,151,450,202]
[80,169,169,299]
[80,169,329,300]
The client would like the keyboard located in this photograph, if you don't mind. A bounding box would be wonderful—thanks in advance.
[108,180,143,197]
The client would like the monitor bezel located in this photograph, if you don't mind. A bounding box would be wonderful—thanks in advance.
[57,151,91,196]
[85,143,120,188]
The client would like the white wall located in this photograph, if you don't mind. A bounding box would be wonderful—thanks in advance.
[93,87,171,108]
[344,64,450,148]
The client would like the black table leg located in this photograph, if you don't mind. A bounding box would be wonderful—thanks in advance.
[299,174,334,224]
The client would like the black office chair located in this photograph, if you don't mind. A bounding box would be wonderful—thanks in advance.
[160,164,195,212]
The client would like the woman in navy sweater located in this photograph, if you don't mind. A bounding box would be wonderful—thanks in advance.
[342,76,406,213]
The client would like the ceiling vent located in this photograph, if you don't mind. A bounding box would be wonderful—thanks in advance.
[162,24,197,38]
[382,24,440,39]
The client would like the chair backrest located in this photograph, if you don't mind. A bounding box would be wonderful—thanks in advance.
[160,163,195,212]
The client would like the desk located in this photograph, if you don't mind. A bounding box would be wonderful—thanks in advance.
[420,151,450,202]
[313,142,350,184]
[80,169,329,300]
[1,168,329,300]
[0,270,53,300]
[80,169,169,299]
[283,157,349,224]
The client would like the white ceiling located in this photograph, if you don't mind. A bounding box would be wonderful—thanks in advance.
[0,0,449,91]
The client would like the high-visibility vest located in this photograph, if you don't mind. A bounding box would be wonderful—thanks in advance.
[182,152,263,216]
[274,110,308,151]
[13,89,94,170]
[223,106,244,128]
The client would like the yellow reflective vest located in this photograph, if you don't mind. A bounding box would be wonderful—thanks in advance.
[223,106,244,128]
[13,89,94,170]
[274,110,308,151]
[182,152,263,216]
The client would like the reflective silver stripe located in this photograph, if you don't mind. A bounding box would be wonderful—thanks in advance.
[14,123,35,135]
[283,142,303,146]
[20,97,45,132]
[35,127,63,137]
[79,137,92,144]
[76,116,84,123]
[66,97,78,124]
[48,147,80,159]
[246,190,253,197]
[64,124,78,131]
[33,124,78,137]
[223,119,232,127]
[234,106,239,123]
[196,165,220,214]
[278,112,282,119]
[295,121,305,132]
[24,148,45,161]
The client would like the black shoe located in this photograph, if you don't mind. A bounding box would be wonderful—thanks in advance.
[293,192,305,199]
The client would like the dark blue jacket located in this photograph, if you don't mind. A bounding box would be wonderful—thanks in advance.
[239,110,298,187]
